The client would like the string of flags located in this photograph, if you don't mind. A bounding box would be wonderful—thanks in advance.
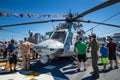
[0,11,68,18]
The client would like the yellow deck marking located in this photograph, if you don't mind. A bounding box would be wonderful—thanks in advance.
[117,60,120,63]
[0,61,20,71]
[4,61,20,71]
[0,62,6,67]
[18,56,40,62]
[26,72,40,78]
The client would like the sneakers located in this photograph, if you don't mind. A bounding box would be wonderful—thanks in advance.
[101,69,106,72]
[84,69,87,71]
[114,66,119,69]
[90,71,94,74]
[92,75,100,79]
[10,69,17,72]
[76,68,80,72]
[14,69,17,72]
[109,66,118,70]
[76,68,87,72]
[91,73,100,79]
[109,67,113,70]
[10,69,12,72]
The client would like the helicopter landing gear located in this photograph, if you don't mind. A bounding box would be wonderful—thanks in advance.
[40,55,49,64]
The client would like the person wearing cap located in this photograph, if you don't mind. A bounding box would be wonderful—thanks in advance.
[102,37,109,47]
[75,37,87,71]
[107,37,118,69]
[88,34,99,79]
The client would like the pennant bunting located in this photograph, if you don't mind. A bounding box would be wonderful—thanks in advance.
[0,11,67,18]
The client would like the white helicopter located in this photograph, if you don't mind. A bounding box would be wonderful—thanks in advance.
[0,0,120,64]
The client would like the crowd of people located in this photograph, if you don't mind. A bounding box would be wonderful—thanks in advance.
[75,34,119,79]
[0,37,37,72]
[0,34,119,79]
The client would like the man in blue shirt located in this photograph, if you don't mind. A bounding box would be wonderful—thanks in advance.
[8,39,17,72]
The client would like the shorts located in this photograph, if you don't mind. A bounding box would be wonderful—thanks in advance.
[9,55,17,64]
[101,58,108,64]
[23,54,30,63]
[78,54,86,62]
[109,53,117,60]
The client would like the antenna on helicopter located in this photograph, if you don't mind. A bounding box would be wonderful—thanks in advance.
[65,9,73,23]
[28,30,34,38]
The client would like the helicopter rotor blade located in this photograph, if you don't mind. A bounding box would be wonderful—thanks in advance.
[76,20,120,28]
[0,19,65,28]
[73,0,120,20]
[0,1,120,28]
[85,27,94,33]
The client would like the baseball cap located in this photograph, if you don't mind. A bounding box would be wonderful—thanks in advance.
[88,33,96,37]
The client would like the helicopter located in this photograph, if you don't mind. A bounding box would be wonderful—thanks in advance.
[0,0,120,64]
[32,20,85,64]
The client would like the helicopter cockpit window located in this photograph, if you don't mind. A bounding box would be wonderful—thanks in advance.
[51,31,66,43]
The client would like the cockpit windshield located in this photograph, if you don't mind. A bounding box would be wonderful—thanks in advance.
[51,31,66,43]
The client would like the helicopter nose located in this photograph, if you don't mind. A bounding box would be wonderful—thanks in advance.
[34,39,64,55]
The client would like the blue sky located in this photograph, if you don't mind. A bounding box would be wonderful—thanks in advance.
[0,0,120,41]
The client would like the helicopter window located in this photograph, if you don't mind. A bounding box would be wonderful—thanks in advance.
[51,31,66,43]
[66,32,73,45]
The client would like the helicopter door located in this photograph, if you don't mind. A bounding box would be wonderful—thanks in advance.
[68,33,78,55]
[64,32,73,54]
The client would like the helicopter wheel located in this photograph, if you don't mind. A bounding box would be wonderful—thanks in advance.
[40,55,49,64]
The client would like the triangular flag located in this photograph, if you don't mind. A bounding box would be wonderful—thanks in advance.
[27,14,31,17]
[63,14,67,17]
[38,14,42,18]
[40,14,42,17]
[47,14,51,18]
[31,14,34,17]
[12,13,19,17]
[20,14,23,17]
[0,12,2,17]
[53,14,57,18]
[23,14,27,17]
[36,14,39,17]
[4,12,9,16]
[43,14,46,17]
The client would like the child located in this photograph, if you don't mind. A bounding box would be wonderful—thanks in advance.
[100,43,108,71]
